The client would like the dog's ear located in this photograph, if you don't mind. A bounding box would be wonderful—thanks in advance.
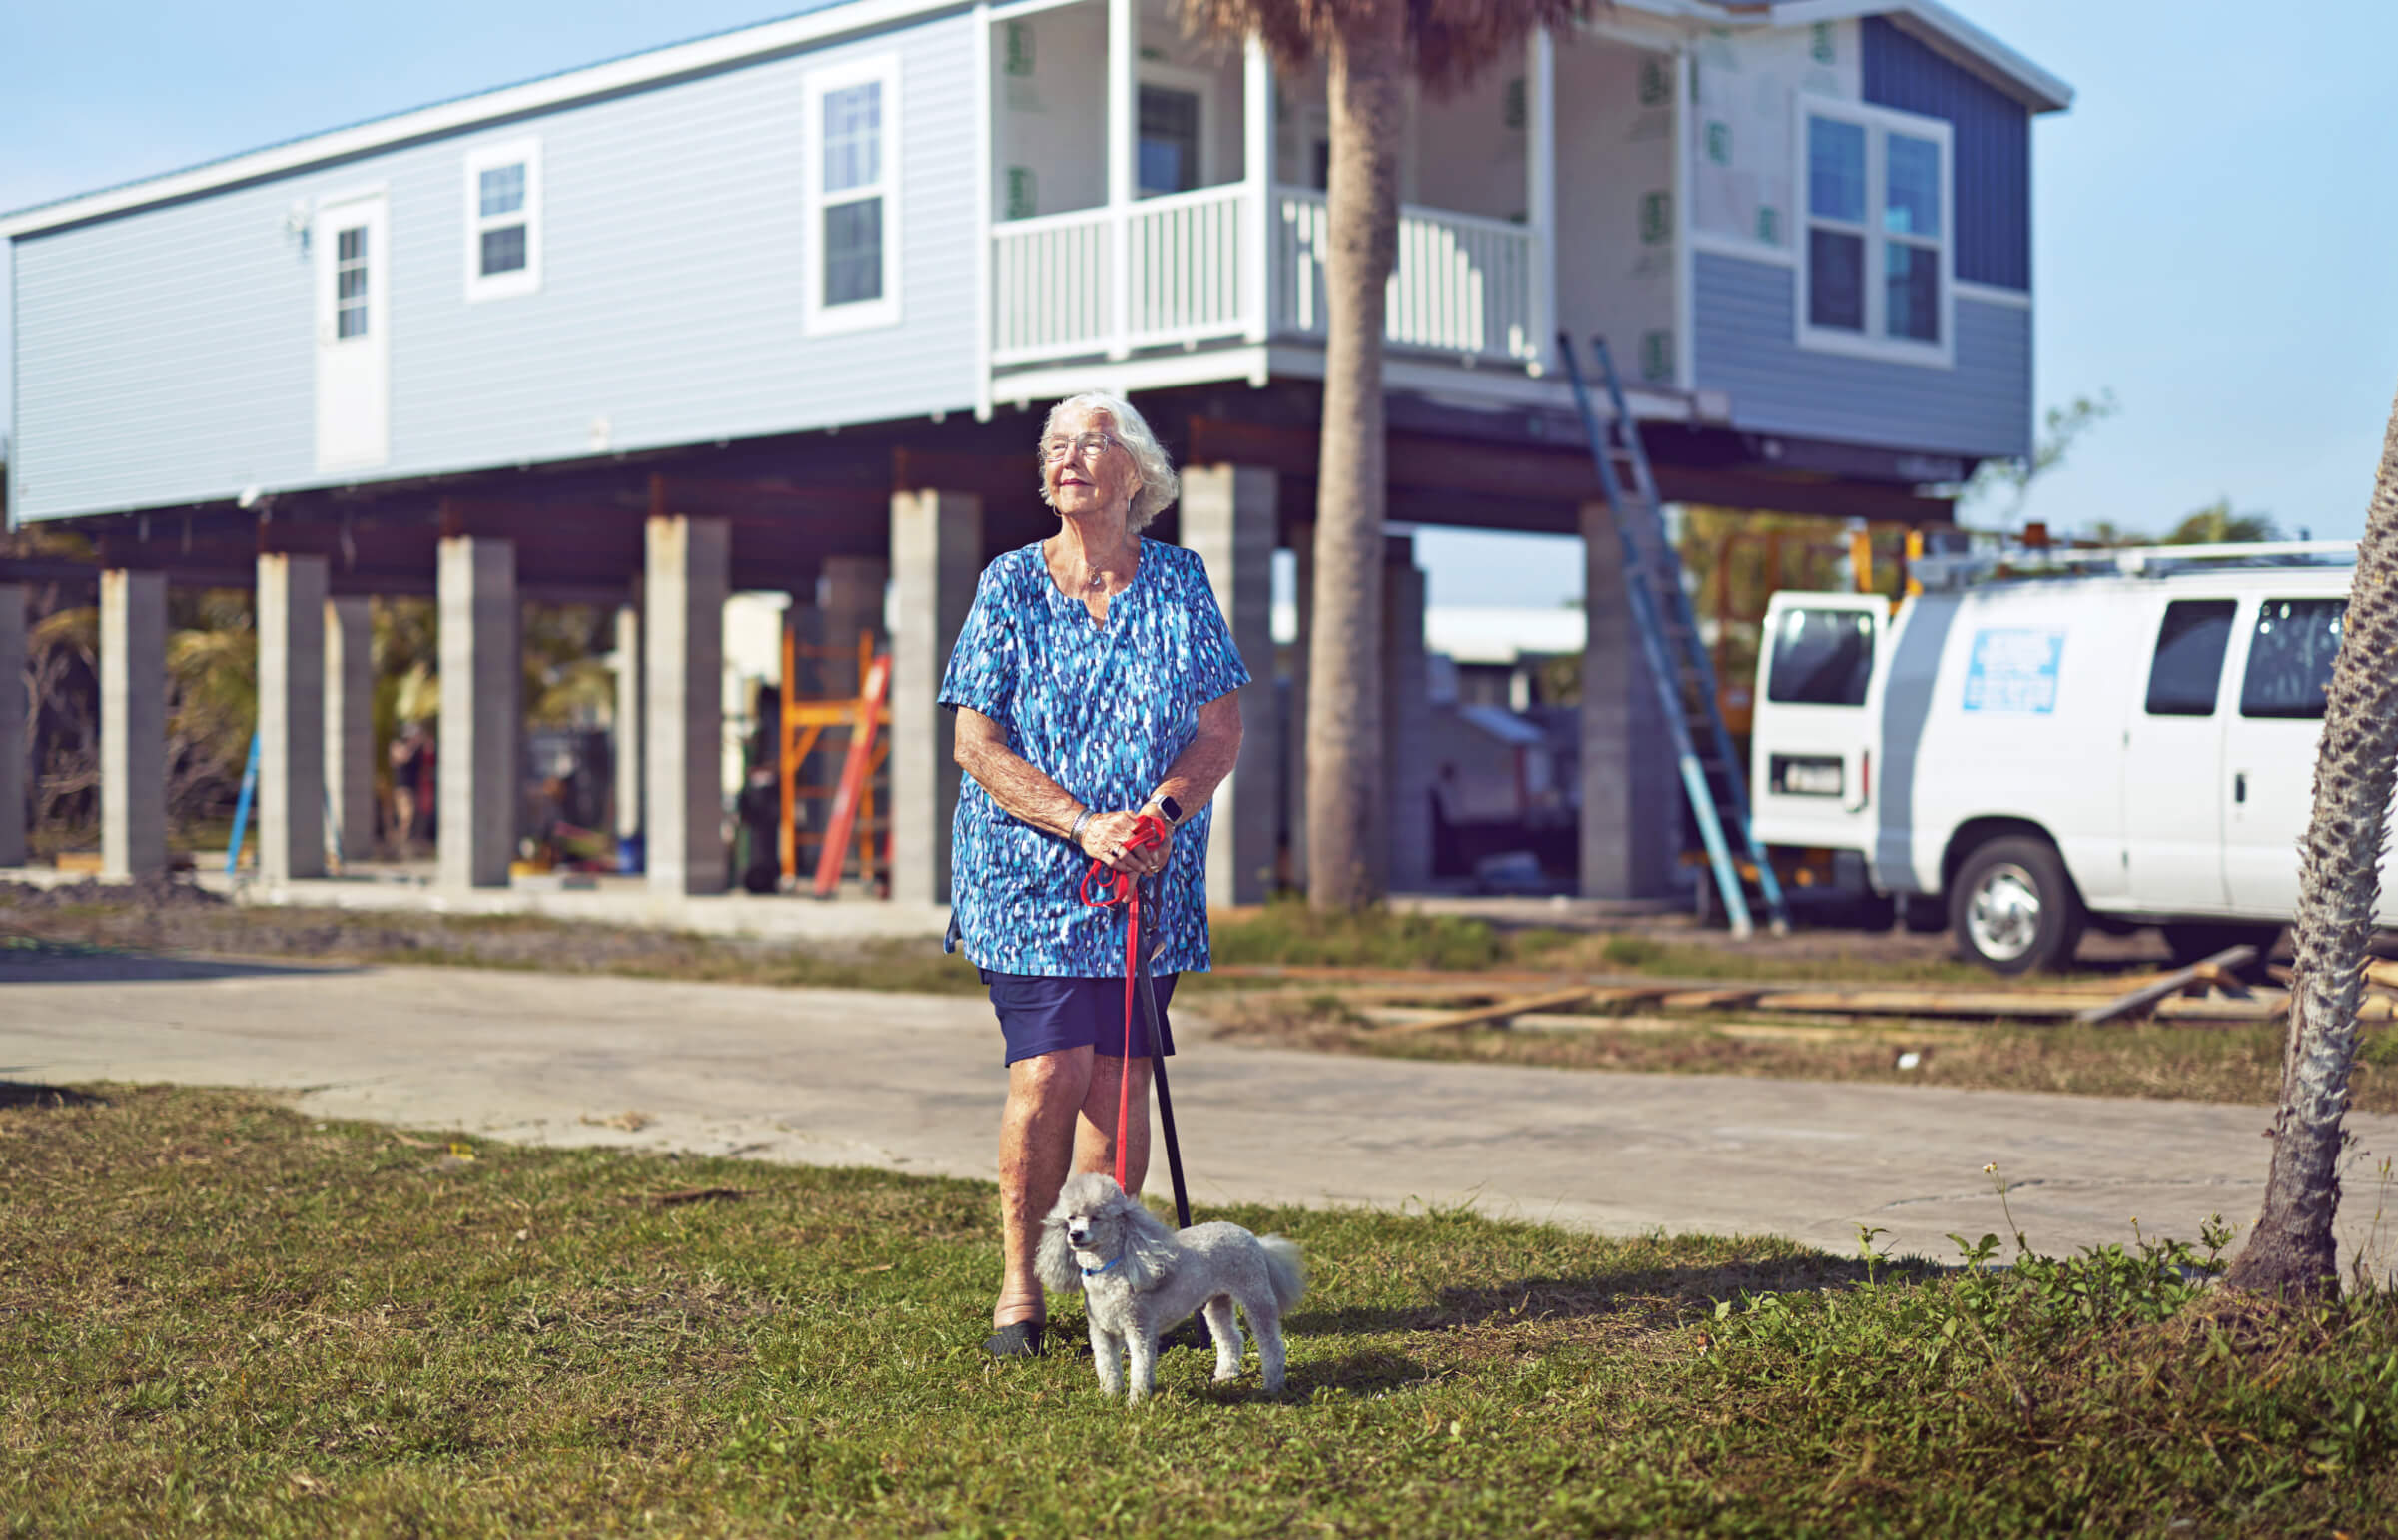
[1114,1194,1179,1292]
[1035,1208,1082,1294]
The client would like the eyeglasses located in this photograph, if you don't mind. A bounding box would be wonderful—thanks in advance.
[1040,431,1122,465]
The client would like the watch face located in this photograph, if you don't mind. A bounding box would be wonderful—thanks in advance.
[1159,795,1184,824]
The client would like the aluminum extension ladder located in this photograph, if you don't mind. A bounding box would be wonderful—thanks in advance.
[1558,333,1790,939]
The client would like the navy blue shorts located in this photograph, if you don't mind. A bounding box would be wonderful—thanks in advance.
[982,971,1181,1067]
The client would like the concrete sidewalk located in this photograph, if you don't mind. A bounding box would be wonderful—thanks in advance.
[5,958,2393,1272]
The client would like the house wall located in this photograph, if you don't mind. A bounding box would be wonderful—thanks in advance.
[992,5,1107,217]
[1137,3,1247,192]
[10,13,981,523]
[989,3,1242,222]
[1683,15,2036,462]
[1687,19,1862,251]
[1553,35,1676,385]
[1861,17,2030,291]
[1694,250,2030,459]
[1408,64,1526,225]
[1274,70,1329,190]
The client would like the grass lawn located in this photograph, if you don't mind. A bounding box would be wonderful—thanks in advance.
[7,1084,2395,1537]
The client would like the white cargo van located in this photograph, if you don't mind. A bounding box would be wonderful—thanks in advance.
[1747,544,2365,973]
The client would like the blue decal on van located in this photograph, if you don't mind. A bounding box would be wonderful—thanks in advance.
[1963,628,2063,714]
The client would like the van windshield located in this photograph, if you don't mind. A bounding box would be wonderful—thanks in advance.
[1766,607,1874,707]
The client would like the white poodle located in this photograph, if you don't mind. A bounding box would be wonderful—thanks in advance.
[1036,1172,1306,1402]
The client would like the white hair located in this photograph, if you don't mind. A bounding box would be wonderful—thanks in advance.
[1038,391,1180,531]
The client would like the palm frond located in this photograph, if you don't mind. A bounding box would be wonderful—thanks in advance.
[1181,0,1598,95]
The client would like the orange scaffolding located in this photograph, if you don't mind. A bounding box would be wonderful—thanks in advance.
[779,626,892,894]
[1706,520,1906,736]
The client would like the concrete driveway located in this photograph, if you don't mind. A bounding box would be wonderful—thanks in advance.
[6,957,2394,1272]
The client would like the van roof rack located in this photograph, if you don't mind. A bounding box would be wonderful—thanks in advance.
[1911,539,2356,591]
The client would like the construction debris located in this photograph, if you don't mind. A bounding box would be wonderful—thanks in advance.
[2072,946,2259,1025]
[1221,953,2322,1032]
[1383,987,1599,1035]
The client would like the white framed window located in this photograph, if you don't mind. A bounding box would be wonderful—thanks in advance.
[804,54,902,334]
[1793,97,1952,367]
[462,138,542,303]
[1136,63,1217,198]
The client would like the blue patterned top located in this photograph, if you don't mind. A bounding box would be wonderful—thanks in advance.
[940,538,1251,977]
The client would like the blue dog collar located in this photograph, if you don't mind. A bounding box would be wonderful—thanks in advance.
[1081,1255,1124,1278]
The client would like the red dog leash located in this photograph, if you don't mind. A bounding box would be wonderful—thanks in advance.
[1079,813,1169,1192]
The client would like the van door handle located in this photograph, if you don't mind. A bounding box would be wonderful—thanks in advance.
[2234,772,2247,804]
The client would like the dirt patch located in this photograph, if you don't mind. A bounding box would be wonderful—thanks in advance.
[1206,991,2398,1111]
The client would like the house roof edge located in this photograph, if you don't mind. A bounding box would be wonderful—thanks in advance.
[1685,0,2073,113]
[1,0,955,241]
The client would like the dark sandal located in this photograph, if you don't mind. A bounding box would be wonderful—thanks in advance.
[984,1319,1044,1358]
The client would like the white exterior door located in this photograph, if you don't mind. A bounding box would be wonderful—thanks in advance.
[1749,595,1884,857]
[2121,595,2236,911]
[315,194,389,472]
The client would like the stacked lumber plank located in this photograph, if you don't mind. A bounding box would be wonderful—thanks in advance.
[1221,949,2299,1032]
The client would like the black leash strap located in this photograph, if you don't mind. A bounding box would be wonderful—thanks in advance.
[1133,886,1193,1231]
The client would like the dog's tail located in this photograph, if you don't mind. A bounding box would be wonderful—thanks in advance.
[1258,1235,1307,1312]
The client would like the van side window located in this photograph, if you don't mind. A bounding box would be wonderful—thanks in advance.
[2143,600,2236,716]
[2240,598,2346,719]
[1765,608,1874,707]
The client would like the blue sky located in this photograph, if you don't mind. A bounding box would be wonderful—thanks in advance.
[6,1,2396,607]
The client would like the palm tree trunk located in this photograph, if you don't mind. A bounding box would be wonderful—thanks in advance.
[2225,385,2398,1299]
[1303,0,1406,911]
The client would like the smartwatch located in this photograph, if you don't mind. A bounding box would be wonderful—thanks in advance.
[1151,794,1184,826]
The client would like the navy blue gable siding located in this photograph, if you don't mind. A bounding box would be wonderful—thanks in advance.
[1861,16,2030,291]
[1694,252,2031,460]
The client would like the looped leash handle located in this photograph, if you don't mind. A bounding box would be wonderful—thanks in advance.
[1076,814,1168,1191]
[1076,813,1167,911]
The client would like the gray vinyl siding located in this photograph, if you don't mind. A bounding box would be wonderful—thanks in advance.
[9,12,976,523]
[1692,251,2030,461]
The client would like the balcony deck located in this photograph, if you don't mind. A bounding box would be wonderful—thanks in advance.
[991,186,1544,379]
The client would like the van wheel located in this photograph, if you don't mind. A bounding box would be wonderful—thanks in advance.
[1951,837,2085,975]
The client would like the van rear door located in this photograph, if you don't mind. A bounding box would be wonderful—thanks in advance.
[1750,594,1884,857]
[2122,594,2238,912]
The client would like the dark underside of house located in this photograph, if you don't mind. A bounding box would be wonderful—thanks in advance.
[2,383,1956,596]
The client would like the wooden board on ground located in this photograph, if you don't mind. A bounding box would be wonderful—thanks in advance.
[1235,958,2297,1031]
[2152,991,2290,1023]
[1748,990,2090,1021]
[1357,1009,1968,1044]
[1656,987,1770,1012]
[2073,946,2258,1025]
[1381,987,1599,1035]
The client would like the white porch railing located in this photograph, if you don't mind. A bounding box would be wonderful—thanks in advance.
[991,208,1113,367]
[1273,190,1539,365]
[1127,185,1248,348]
[991,184,1542,372]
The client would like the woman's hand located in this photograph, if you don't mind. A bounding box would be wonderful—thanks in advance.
[1078,810,1172,878]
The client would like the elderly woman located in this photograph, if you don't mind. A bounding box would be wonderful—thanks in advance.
[938,390,1247,1358]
